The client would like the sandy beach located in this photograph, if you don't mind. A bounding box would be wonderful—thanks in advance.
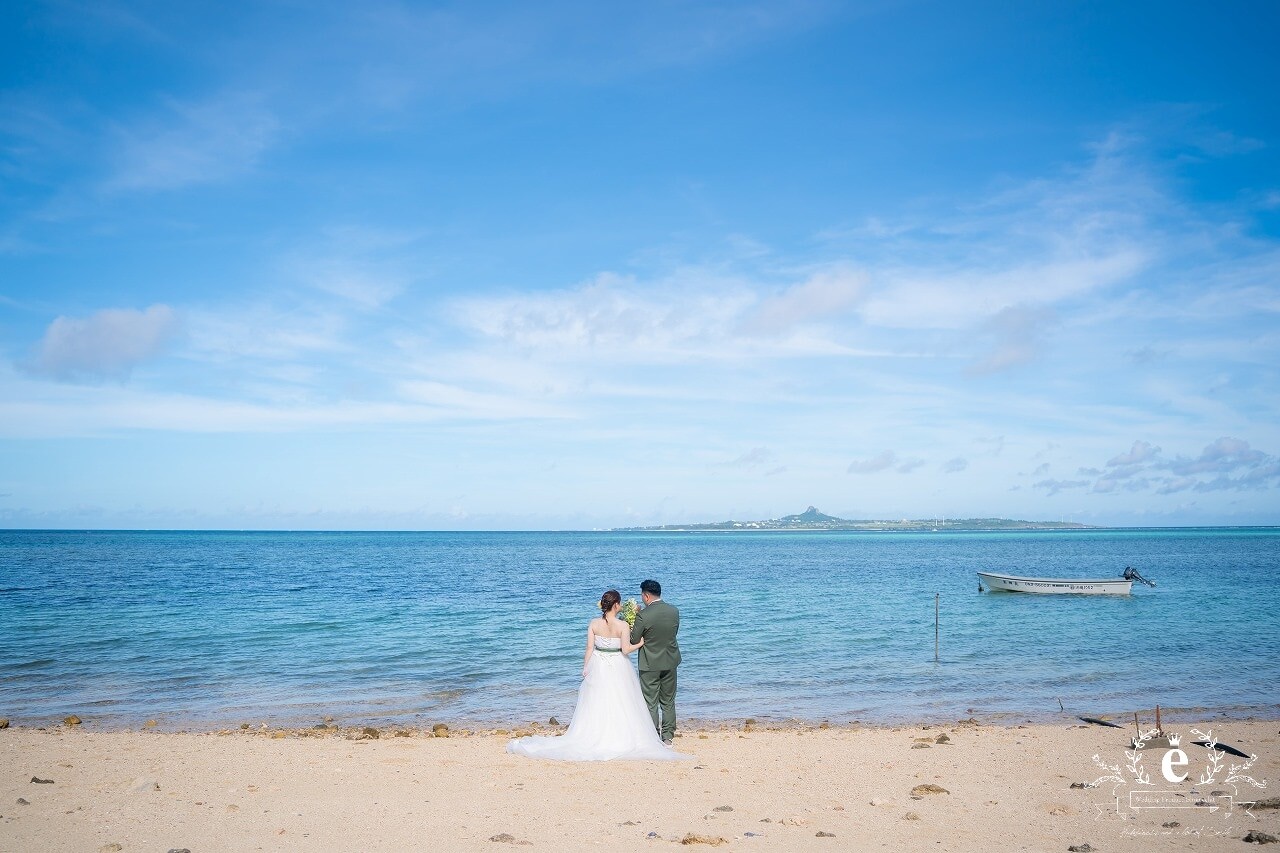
[2,717,1277,852]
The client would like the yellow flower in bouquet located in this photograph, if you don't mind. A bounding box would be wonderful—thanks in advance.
[619,598,639,627]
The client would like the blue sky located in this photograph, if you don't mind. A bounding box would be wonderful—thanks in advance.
[2,0,1279,529]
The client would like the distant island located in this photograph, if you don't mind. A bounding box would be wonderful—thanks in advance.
[613,506,1095,532]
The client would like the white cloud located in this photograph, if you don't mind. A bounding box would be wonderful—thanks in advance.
[738,264,867,335]
[848,450,896,474]
[1107,440,1161,466]
[21,304,179,383]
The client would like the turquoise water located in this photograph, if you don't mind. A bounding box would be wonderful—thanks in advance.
[1,529,1277,729]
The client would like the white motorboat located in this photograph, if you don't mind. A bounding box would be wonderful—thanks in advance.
[977,566,1155,596]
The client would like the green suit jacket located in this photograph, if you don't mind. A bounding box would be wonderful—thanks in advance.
[630,599,681,672]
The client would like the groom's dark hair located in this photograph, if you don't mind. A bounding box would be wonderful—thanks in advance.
[640,579,661,597]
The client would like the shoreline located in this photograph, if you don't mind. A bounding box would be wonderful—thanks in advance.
[4,718,1277,852]
[4,701,1279,735]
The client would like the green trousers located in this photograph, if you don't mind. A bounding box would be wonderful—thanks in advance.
[639,667,677,740]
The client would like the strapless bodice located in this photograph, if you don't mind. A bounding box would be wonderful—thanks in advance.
[594,637,622,652]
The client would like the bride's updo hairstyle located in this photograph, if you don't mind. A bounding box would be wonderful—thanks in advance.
[599,589,621,615]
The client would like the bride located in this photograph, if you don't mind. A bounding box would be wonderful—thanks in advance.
[507,589,689,761]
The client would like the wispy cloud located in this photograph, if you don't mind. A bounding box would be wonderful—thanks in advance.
[106,92,279,192]
[847,450,922,474]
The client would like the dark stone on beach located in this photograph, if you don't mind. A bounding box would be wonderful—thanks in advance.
[1069,782,1094,789]
[549,717,559,726]
[168,849,192,853]
[935,733,950,744]
[911,784,949,796]
[240,723,250,729]
[713,805,733,812]
[63,715,81,726]
[433,723,449,737]
[760,818,772,823]
[30,777,53,784]
[744,718,757,728]
[816,831,836,837]
[1067,845,1095,852]
[490,833,516,842]
[0,718,9,728]
[1162,822,1180,828]
[1243,831,1278,845]
[1254,797,1280,810]
[620,820,639,826]
[361,726,380,739]
[17,798,30,805]
[911,742,931,749]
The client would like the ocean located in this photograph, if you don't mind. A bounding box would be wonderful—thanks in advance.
[1,528,1277,729]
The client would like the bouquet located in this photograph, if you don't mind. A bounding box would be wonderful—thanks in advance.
[619,597,639,627]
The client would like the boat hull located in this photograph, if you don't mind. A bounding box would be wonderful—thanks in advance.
[977,571,1133,595]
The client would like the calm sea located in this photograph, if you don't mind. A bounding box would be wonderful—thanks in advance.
[1,529,1277,729]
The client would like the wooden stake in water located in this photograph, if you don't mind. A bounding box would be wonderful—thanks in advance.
[934,593,940,663]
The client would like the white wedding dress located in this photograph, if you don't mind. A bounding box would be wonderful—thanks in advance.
[507,636,690,761]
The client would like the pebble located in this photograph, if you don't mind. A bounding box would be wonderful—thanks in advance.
[31,777,53,784]
[911,743,931,749]
[16,798,30,806]
[1069,782,1092,789]
[903,812,920,821]
[0,718,9,728]
[713,805,733,812]
[1066,845,1094,853]
[815,830,836,837]
[490,833,516,843]
[1243,831,1278,845]
[869,798,888,806]
[934,733,950,744]
[1161,821,1180,828]
[99,845,122,853]
[433,723,450,737]
[910,784,949,796]
[168,849,191,853]
[144,720,158,728]
[63,715,82,727]
[549,717,559,726]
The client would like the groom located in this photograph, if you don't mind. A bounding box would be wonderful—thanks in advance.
[629,579,681,744]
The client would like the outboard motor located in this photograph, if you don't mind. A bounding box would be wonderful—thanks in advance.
[1123,566,1156,587]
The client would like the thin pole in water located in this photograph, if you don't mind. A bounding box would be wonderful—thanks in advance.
[934,593,939,663]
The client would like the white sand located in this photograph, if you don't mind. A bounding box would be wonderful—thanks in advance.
[2,719,1277,852]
